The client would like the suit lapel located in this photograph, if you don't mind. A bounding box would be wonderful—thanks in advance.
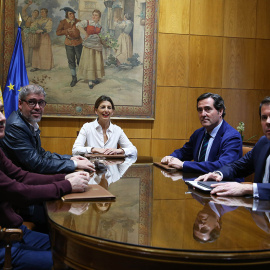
[194,130,205,161]
[255,141,270,183]
[208,121,225,161]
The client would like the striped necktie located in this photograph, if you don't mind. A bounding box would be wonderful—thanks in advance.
[199,133,211,162]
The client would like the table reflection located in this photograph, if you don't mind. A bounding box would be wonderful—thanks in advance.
[190,189,237,243]
[88,156,137,188]
[47,158,270,255]
[210,196,270,237]
[163,169,270,242]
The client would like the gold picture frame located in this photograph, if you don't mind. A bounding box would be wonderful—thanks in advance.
[2,0,158,119]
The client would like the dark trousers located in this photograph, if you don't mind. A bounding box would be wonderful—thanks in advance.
[18,203,48,234]
[0,225,52,270]
[65,44,83,69]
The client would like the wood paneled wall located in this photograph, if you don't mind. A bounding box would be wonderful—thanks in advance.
[40,0,270,158]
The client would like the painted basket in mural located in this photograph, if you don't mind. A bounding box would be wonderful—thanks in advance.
[28,33,41,49]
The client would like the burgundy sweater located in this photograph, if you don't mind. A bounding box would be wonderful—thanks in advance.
[0,149,72,227]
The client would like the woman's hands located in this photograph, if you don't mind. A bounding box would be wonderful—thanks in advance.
[92,147,124,155]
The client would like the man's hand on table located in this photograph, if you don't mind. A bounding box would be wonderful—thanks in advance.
[195,172,223,182]
[71,155,88,161]
[65,171,90,193]
[161,156,183,169]
[71,156,95,172]
[195,172,253,197]
[209,182,253,197]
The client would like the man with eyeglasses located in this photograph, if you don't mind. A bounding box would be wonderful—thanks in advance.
[0,99,90,269]
[1,84,95,174]
[0,84,95,232]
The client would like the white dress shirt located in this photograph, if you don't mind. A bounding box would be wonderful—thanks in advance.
[253,154,270,199]
[72,119,137,156]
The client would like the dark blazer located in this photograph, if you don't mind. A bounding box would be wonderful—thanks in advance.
[220,136,270,200]
[0,110,75,174]
[171,120,243,174]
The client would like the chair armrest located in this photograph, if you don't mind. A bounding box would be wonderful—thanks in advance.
[0,228,23,243]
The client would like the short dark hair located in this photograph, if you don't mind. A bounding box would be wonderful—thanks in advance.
[197,93,226,117]
[41,8,48,14]
[94,95,115,111]
[259,96,270,118]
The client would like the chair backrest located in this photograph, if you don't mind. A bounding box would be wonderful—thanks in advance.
[243,146,252,156]
[242,146,254,182]
[0,226,23,270]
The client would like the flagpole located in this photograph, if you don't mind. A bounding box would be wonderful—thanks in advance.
[18,13,22,27]
[2,13,29,119]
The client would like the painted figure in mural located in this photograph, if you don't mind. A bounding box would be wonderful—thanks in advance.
[101,0,123,37]
[113,12,123,40]
[115,13,133,65]
[76,9,105,89]
[30,8,54,72]
[56,7,83,87]
[22,0,39,67]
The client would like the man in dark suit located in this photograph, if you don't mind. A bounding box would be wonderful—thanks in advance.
[161,93,242,174]
[195,96,270,200]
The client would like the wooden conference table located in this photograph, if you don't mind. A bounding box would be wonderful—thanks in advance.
[46,156,270,270]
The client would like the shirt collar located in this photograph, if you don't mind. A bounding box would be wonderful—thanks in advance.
[89,20,101,27]
[206,120,223,138]
[66,18,75,24]
[28,121,39,133]
[93,119,113,132]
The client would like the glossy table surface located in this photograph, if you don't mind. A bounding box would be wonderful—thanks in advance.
[46,156,270,269]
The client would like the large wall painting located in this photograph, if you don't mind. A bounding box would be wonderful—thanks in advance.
[8,0,158,119]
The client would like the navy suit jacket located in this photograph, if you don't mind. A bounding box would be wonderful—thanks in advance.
[220,136,270,200]
[170,120,242,174]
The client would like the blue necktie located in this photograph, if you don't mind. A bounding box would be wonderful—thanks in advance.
[199,133,211,162]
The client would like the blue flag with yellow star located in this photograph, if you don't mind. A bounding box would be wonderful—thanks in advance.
[3,27,29,119]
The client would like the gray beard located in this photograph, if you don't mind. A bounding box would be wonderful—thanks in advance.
[26,114,42,126]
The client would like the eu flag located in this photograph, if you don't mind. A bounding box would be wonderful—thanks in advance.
[3,27,29,119]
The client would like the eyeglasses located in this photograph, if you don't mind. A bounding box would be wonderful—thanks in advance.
[21,99,47,108]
